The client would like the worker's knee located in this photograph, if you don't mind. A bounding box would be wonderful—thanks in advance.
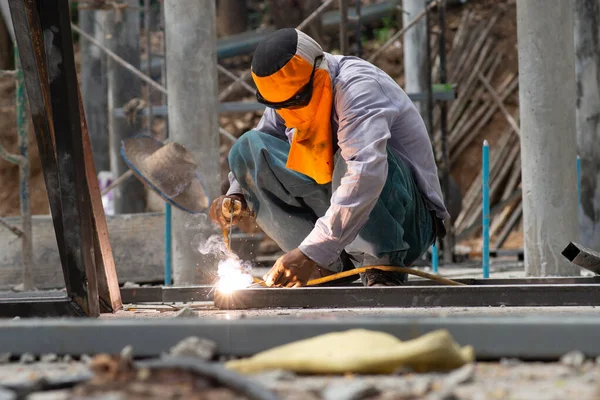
[228,130,264,177]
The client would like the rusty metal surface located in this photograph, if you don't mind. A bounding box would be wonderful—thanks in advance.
[38,0,99,316]
[78,86,122,313]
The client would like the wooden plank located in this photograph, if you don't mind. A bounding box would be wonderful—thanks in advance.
[78,85,122,313]
[0,214,165,290]
[39,0,99,316]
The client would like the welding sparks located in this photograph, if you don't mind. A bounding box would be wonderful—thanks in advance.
[216,257,254,294]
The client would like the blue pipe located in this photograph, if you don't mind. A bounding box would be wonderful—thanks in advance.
[431,241,439,274]
[577,155,581,211]
[165,202,172,286]
[482,140,490,279]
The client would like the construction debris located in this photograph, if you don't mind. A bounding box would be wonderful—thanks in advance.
[168,337,217,361]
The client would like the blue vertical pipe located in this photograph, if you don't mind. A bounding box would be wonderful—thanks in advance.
[482,140,490,279]
[431,241,439,274]
[577,155,581,210]
[165,202,172,285]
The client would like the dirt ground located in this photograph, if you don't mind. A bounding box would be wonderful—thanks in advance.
[0,359,599,399]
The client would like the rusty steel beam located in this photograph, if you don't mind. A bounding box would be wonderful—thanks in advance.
[78,86,122,313]
[37,0,100,316]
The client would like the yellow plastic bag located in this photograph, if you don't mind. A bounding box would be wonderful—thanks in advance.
[225,329,475,375]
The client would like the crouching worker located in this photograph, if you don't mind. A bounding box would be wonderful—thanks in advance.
[209,28,449,287]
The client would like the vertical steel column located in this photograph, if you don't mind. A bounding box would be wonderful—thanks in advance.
[15,45,32,290]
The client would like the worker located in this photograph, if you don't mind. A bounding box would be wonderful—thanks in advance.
[209,28,449,287]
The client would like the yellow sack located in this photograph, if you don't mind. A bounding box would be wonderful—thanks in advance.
[225,329,475,375]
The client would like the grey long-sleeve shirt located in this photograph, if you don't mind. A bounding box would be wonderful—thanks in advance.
[227,53,450,267]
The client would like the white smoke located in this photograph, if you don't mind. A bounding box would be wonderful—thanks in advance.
[196,233,255,292]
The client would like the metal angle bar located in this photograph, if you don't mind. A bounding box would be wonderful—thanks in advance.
[120,285,214,303]
[119,277,600,303]
[562,242,600,275]
[5,316,600,360]
[39,0,99,316]
[214,284,600,309]
[0,293,84,318]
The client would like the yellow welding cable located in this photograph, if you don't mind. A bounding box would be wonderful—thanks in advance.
[252,266,465,287]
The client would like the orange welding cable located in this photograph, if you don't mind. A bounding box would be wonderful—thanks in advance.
[252,266,465,287]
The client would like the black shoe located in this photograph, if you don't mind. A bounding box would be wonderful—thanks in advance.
[361,268,407,287]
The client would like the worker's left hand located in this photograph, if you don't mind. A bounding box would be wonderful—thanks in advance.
[264,248,320,288]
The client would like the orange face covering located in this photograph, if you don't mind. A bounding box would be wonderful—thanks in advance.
[253,55,334,184]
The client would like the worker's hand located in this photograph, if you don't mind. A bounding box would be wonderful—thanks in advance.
[264,248,322,288]
[209,194,247,229]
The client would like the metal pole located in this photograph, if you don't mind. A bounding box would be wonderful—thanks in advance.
[431,240,439,273]
[517,0,580,276]
[165,202,172,285]
[105,0,146,214]
[402,0,429,119]
[577,154,581,211]
[354,0,362,57]
[15,45,32,290]
[164,0,220,284]
[482,140,490,279]
[438,0,452,264]
[80,9,109,171]
[144,0,153,137]
[339,0,348,54]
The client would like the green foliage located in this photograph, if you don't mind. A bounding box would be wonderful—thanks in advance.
[373,15,396,44]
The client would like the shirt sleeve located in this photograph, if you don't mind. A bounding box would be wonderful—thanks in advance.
[299,76,398,267]
[227,108,288,196]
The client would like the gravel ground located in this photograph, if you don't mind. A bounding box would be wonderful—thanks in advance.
[0,358,599,399]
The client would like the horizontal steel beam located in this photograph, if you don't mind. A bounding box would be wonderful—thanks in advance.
[119,277,600,304]
[113,89,457,119]
[214,284,600,309]
[2,316,600,360]
[0,292,83,317]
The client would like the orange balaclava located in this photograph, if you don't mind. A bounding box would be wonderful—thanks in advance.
[251,28,334,184]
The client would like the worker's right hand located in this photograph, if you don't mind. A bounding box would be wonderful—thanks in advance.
[209,194,248,229]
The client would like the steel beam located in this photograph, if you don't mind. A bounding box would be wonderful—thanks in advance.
[562,242,600,274]
[38,0,99,316]
[120,277,600,303]
[0,292,83,317]
[214,284,600,309]
[3,316,600,360]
